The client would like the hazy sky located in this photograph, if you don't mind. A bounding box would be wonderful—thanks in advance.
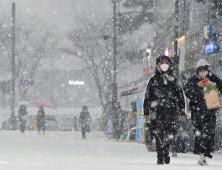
[0,0,113,31]
[0,0,153,70]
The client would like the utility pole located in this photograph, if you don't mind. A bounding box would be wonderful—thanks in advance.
[112,0,118,139]
[10,3,16,129]
[173,0,179,78]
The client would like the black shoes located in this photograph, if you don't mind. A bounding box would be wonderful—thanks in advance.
[157,155,170,165]
[164,156,170,164]
[157,159,164,165]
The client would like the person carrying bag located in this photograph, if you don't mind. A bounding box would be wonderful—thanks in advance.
[185,59,222,166]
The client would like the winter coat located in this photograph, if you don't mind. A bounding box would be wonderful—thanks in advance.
[37,108,45,130]
[18,106,28,121]
[126,110,137,127]
[184,59,222,126]
[143,55,186,132]
[79,111,91,129]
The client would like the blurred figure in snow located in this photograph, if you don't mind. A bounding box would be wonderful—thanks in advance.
[143,55,186,165]
[184,59,222,166]
[37,106,45,134]
[18,105,28,133]
[79,105,91,139]
[125,102,137,129]
[115,104,124,140]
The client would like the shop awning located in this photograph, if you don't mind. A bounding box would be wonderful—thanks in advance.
[120,84,146,98]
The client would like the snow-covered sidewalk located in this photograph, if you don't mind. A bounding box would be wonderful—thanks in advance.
[0,130,222,170]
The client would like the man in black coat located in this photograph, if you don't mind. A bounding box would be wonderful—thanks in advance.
[18,105,28,133]
[143,55,186,165]
[79,105,91,139]
[184,59,222,166]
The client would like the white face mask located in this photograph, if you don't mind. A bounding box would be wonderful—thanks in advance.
[199,71,208,77]
[160,64,169,72]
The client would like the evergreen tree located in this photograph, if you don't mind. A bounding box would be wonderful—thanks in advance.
[195,0,222,18]
[117,0,153,35]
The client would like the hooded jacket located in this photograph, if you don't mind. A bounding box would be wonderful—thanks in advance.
[184,59,222,124]
[143,56,186,128]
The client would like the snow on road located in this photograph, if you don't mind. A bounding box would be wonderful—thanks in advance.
[0,130,222,170]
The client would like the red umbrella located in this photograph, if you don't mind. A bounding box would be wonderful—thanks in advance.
[34,100,51,107]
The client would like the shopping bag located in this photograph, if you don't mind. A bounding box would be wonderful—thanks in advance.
[143,121,151,147]
[204,85,221,109]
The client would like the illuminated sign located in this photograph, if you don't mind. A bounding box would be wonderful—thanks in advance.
[143,69,149,74]
[201,20,212,41]
[205,42,220,54]
[69,80,85,85]
[165,48,172,57]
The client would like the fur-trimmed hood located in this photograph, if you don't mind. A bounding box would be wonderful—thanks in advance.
[155,55,172,75]
[195,59,212,79]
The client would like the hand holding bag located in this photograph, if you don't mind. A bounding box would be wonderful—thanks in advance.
[204,85,221,109]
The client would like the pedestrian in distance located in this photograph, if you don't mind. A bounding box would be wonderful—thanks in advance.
[125,102,137,129]
[143,55,186,165]
[79,105,92,139]
[184,59,222,166]
[115,104,124,141]
[37,106,45,134]
[18,105,28,133]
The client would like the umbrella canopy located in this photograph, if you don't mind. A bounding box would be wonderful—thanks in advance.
[34,100,51,107]
[18,101,30,107]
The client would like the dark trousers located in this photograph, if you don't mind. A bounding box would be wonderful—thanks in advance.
[152,128,172,162]
[193,120,215,158]
[20,120,26,133]
[171,128,179,152]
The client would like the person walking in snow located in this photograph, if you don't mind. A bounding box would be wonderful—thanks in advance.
[125,102,137,129]
[79,105,91,139]
[18,105,28,133]
[184,59,222,166]
[115,104,124,140]
[143,55,186,165]
[37,106,45,134]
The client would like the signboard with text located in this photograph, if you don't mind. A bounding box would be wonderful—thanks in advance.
[205,42,220,54]
[69,80,84,85]
[136,99,145,142]
[21,80,34,85]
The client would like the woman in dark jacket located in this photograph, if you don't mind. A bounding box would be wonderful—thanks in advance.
[184,59,222,166]
[37,106,45,134]
[143,55,186,165]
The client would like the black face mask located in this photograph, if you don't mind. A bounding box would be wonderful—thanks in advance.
[196,65,209,72]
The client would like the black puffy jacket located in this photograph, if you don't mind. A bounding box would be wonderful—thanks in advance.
[184,59,222,125]
[143,56,186,129]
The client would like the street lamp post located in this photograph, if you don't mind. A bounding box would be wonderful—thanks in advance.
[112,0,118,139]
[10,3,16,129]
[103,0,119,139]
[172,0,179,78]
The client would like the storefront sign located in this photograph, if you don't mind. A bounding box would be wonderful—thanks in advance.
[136,99,145,142]
[202,20,212,41]
[165,48,172,57]
[106,113,113,137]
[205,42,220,54]
[143,69,149,74]
[69,80,85,85]
[106,102,113,138]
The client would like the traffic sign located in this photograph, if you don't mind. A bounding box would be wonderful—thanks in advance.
[21,80,34,85]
